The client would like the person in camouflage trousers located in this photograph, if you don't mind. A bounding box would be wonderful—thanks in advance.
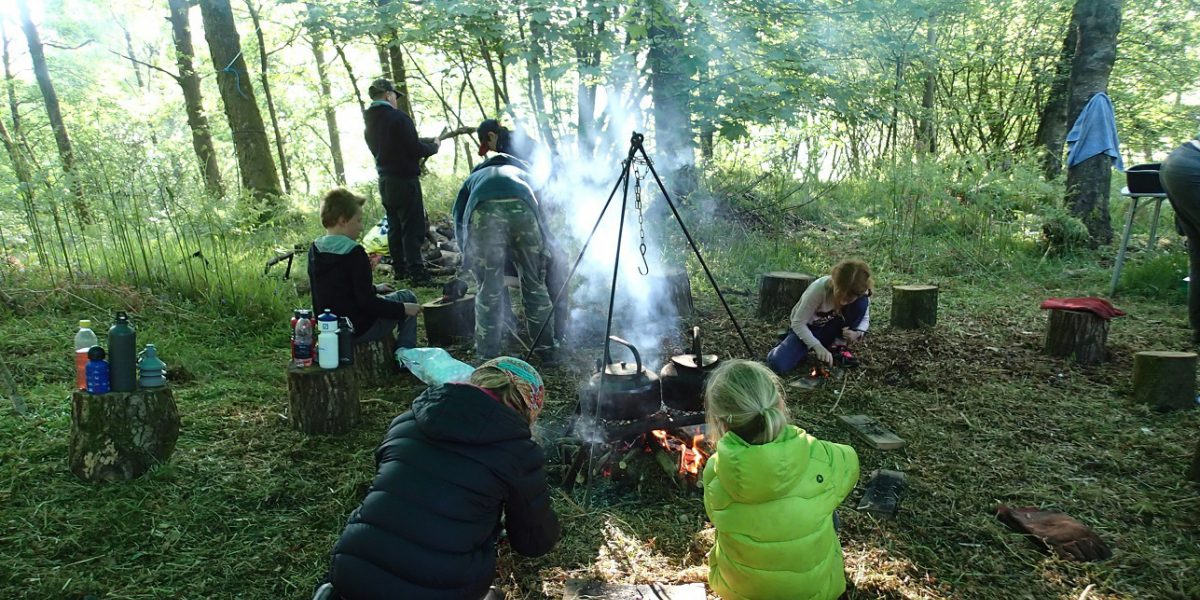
[452,140,555,360]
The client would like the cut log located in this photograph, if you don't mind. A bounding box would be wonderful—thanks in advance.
[354,331,399,387]
[758,271,815,319]
[1043,309,1109,364]
[838,414,905,450]
[563,580,705,600]
[1189,440,1200,483]
[649,267,694,318]
[286,364,360,434]
[70,387,180,483]
[891,284,939,329]
[1132,351,1197,411]
[423,294,476,347]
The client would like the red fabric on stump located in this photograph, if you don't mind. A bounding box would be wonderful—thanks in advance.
[1039,297,1126,320]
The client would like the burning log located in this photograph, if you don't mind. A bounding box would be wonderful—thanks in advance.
[758,271,815,319]
[422,294,476,346]
[574,411,707,444]
[1132,350,1197,411]
[890,284,939,329]
[1043,309,1108,365]
[286,364,361,435]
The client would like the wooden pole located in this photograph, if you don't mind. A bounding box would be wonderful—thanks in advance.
[1043,309,1109,365]
[757,272,814,319]
[891,285,938,329]
[1132,351,1196,412]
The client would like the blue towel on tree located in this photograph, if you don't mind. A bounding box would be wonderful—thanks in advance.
[1066,92,1124,171]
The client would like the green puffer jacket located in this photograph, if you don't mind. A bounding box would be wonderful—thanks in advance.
[703,425,859,600]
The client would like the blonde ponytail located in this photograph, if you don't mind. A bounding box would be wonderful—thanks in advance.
[704,360,790,445]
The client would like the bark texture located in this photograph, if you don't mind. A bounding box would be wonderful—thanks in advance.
[198,0,282,205]
[758,272,815,319]
[168,0,225,197]
[891,285,939,329]
[354,334,399,388]
[1043,309,1108,364]
[1063,0,1122,246]
[287,365,360,434]
[1132,351,1196,412]
[1035,16,1078,180]
[70,388,181,483]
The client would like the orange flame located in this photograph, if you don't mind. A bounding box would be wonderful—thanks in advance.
[649,429,709,477]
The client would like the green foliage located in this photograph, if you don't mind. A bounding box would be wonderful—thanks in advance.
[1038,205,1091,256]
[1120,251,1189,305]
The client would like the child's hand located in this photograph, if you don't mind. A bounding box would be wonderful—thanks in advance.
[842,328,865,343]
[376,283,396,294]
[404,302,422,317]
[814,346,833,365]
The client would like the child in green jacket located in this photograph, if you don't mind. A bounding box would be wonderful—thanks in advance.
[703,360,860,600]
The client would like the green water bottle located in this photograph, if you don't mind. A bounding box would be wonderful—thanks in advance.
[108,312,137,392]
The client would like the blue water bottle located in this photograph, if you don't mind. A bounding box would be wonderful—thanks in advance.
[85,346,111,394]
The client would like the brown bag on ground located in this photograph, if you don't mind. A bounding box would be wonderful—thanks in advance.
[996,504,1112,562]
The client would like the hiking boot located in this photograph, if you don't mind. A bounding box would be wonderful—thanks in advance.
[404,268,435,287]
[857,469,906,518]
[830,344,859,368]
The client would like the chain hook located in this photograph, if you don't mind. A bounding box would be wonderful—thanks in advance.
[633,160,650,276]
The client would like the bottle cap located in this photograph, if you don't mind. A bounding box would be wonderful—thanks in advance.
[79,320,91,328]
[87,346,106,360]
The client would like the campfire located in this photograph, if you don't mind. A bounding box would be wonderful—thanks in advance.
[561,414,711,492]
[649,426,709,480]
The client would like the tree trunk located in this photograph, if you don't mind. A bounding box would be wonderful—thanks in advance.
[524,16,558,153]
[647,0,694,173]
[480,39,505,115]
[123,28,145,89]
[245,0,291,195]
[353,333,400,388]
[891,285,939,329]
[198,0,282,207]
[1132,351,1196,412]
[168,0,225,197]
[375,41,391,80]
[758,272,814,319]
[1035,16,1078,180]
[2,24,22,137]
[334,42,365,113]
[376,0,413,117]
[574,2,600,158]
[17,0,88,223]
[0,114,48,265]
[916,13,938,154]
[286,365,360,434]
[309,33,345,185]
[1043,308,1108,364]
[1063,0,1121,247]
[70,388,181,483]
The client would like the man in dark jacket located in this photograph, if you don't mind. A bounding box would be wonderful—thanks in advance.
[309,188,420,345]
[452,149,556,360]
[364,78,440,284]
[326,357,560,600]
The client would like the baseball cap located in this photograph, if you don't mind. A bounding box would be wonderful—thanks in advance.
[477,119,503,156]
[368,78,398,97]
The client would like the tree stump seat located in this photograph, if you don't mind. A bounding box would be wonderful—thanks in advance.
[1132,350,1196,412]
[354,331,399,388]
[1043,309,1108,365]
[758,272,815,319]
[70,387,180,483]
[423,294,476,347]
[891,285,939,329]
[286,364,360,434]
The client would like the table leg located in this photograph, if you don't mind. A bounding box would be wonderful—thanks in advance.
[1147,197,1164,251]
[1110,197,1140,296]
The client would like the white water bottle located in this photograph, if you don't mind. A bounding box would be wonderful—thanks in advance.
[318,329,339,369]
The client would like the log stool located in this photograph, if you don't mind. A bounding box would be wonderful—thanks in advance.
[758,272,814,319]
[1132,351,1196,411]
[354,331,400,388]
[286,365,360,434]
[649,267,695,318]
[1043,309,1108,365]
[891,285,939,329]
[423,294,476,347]
[1188,440,1200,483]
[70,387,180,483]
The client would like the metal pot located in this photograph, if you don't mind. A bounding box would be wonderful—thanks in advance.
[660,326,720,412]
[578,336,662,421]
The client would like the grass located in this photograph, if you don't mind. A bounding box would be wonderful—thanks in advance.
[2,162,1200,599]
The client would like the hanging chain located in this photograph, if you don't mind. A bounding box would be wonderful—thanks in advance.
[633,159,650,276]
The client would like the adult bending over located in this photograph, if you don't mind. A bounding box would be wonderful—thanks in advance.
[1161,136,1200,343]
[319,357,560,599]
[767,259,873,374]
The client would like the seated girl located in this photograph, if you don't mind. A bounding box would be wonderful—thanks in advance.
[767,259,873,374]
[703,359,860,600]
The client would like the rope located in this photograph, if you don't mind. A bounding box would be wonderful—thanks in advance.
[222,51,249,99]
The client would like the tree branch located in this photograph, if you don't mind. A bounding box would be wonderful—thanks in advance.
[43,39,93,51]
[107,50,179,83]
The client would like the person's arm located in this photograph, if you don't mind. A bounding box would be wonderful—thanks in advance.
[821,439,860,502]
[788,281,826,351]
[853,303,870,333]
[348,247,411,320]
[503,445,561,557]
[391,110,439,159]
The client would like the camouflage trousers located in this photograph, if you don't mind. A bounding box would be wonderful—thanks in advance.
[467,199,554,357]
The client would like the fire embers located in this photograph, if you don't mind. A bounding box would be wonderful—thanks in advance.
[649,425,709,484]
[559,422,710,493]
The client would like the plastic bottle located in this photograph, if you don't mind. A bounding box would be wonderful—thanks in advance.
[337,317,355,366]
[290,309,302,361]
[317,309,339,369]
[294,317,314,368]
[74,320,98,389]
[108,312,137,392]
[85,346,110,394]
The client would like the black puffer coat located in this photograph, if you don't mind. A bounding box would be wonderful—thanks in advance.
[329,383,560,600]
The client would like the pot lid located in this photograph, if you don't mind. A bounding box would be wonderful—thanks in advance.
[603,361,646,377]
[672,353,720,369]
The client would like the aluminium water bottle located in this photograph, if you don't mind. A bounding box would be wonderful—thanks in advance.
[107,312,137,392]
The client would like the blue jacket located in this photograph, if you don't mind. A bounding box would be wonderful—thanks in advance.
[451,154,549,255]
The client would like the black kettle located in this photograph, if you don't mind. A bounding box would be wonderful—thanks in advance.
[578,336,662,421]
[660,326,720,412]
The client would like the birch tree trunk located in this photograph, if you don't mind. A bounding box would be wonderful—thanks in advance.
[17,0,88,223]
[198,0,282,207]
[167,0,225,197]
[1064,0,1122,247]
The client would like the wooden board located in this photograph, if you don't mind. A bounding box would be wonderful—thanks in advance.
[563,580,706,600]
[837,414,905,450]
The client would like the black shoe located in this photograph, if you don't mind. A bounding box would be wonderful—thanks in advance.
[535,348,563,368]
[405,269,434,286]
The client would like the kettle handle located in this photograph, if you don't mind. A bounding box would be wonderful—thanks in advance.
[604,335,642,373]
[690,326,702,360]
